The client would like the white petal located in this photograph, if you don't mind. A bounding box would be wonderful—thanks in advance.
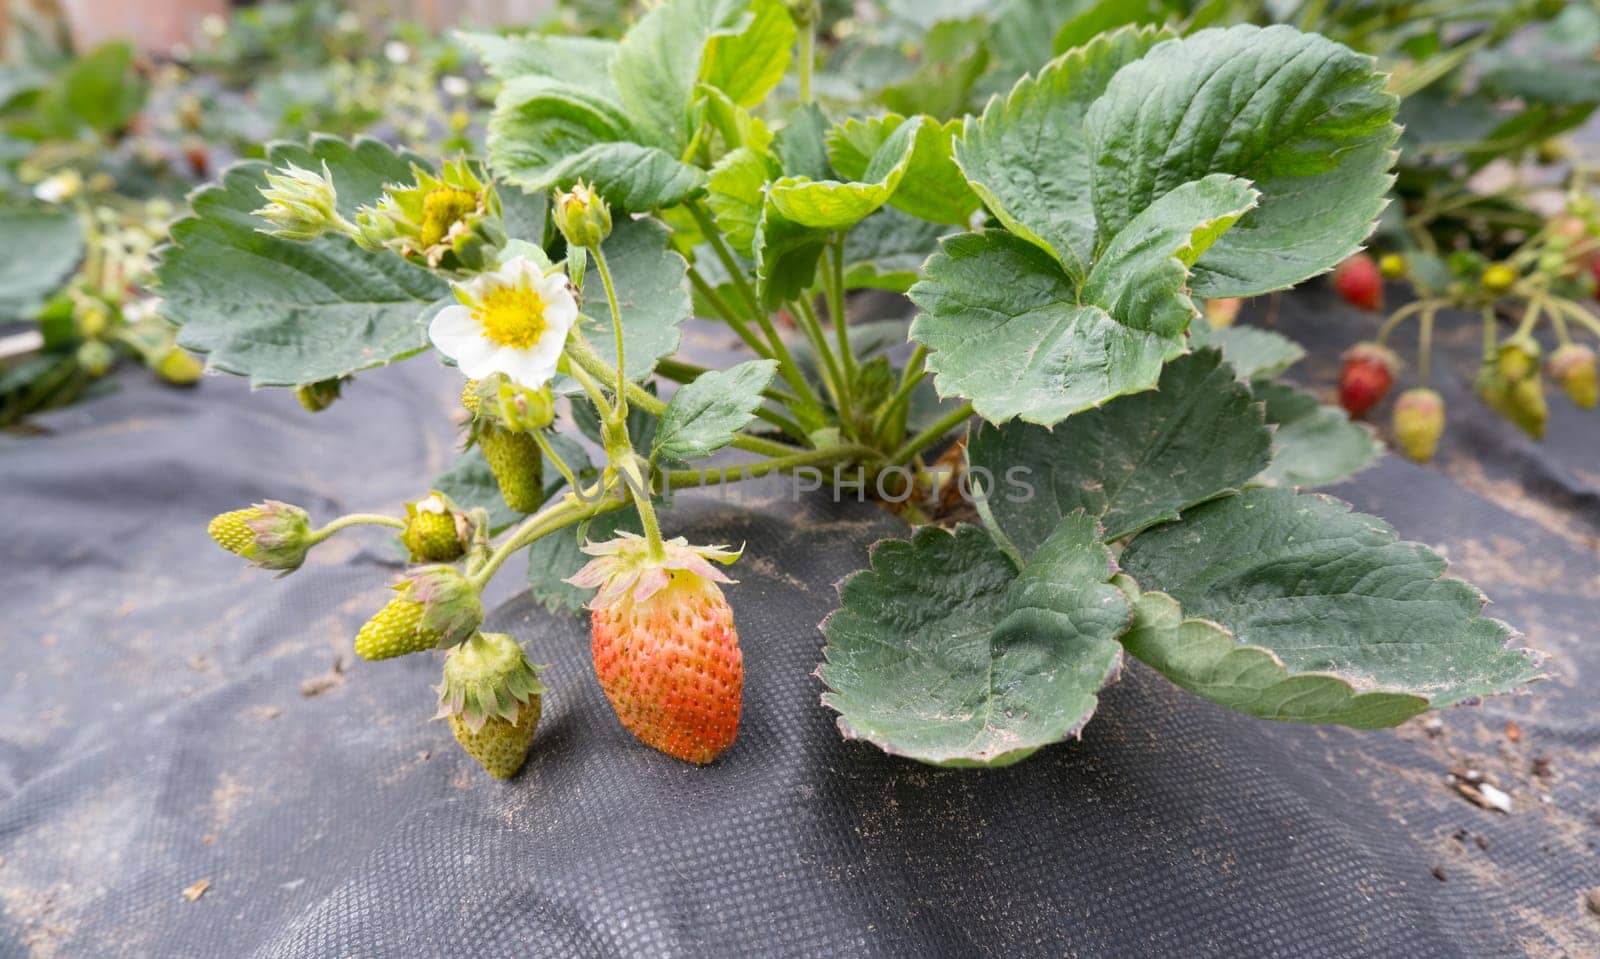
[428,305,480,349]
[451,338,502,379]
[495,348,558,388]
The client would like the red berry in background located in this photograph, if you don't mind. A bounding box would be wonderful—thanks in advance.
[185,145,210,179]
[1334,253,1383,310]
[1339,342,1399,418]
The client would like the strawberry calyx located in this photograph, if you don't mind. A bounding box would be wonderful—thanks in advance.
[435,632,546,733]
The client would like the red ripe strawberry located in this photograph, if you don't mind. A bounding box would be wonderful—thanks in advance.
[185,144,210,179]
[567,533,743,764]
[1339,342,1398,418]
[1334,253,1383,311]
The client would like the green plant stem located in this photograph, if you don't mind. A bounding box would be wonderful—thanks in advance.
[874,343,927,438]
[687,265,772,359]
[1481,307,1498,360]
[797,15,814,104]
[589,244,628,413]
[309,512,406,544]
[687,201,763,321]
[665,443,873,487]
[1375,300,1433,346]
[565,353,612,412]
[1418,304,1435,385]
[566,338,806,458]
[1548,296,1600,339]
[1514,297,1544,341]
[791,296,845,409]
[472,442,874,589]
[826,238,856,383]
[529,429,580,491]
[888,400,974,466]
[685,202,821,409]
[470,493,618,588]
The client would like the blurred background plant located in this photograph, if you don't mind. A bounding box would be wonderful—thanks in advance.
[1,0,1596,448]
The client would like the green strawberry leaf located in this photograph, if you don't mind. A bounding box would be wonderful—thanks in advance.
[773,102,833,182]
[0,205,82,321]
[1252,380,1380,489]
[706,146,776,258]
[819,516,1131,767]
[907,230,1178,425]
[575,216,692,382]
[487,76,706,212]
[699,84,775,155]
[701,0,795,109]
[1087,25,1399,297]
[1189,319,1306,381]
[753,201,827,311]
[827,113,980,226]
[954,25,1170,283]
[653,359,778,462]
[967,349,1272,551]
[842,207,948,293]
[1114,576,1432,729]
[1119,488,1544,713]
[153,136,449,388]
[610,0,753,156]
[1079,173,1259,340]
[460,31,620,92]
[767,118,919,230]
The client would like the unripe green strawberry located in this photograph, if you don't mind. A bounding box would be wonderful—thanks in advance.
[355,566,483,660]
[1479,352,1548,440]
[1496,338,1540,383]
[1391,388,1444,463]
[477,423,544,513]
[436,632,546,779]
[401,491,467,562]
[208,500,313,574]
[296,377,344,412]
[1550,344,1598,409]
[355,595,436,660]
[568,534,743,764]
[1481,263,1518,296]
[155,348,203,386]
[1378,253,1406,280]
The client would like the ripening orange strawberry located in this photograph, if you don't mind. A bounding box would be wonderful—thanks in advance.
[567,533,743,764]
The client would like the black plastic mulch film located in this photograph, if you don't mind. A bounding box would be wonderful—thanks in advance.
[1,290,1597,958]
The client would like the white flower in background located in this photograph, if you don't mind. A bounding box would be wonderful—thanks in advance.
[335,11,361,33]
[429,256,577,387]
[33,169,83,204]
[441,75,471,99]
[384,41,412,65]
[200,14,227,40]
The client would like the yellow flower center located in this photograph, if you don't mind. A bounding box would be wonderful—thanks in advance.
[420,187,477,247]
[474,285,548,349]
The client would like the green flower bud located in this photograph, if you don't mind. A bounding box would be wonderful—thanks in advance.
[208,501,314,574]
[553,181,612,250]
[254,162,345,241]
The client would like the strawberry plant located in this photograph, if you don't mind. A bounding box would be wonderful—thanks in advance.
[163,1,1541,778]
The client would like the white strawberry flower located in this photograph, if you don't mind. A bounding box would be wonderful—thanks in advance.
[428,256,578,388]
